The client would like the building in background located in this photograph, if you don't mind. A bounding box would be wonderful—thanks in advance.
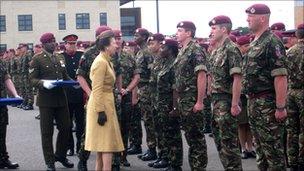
[0,0,124,51]
[120,7,141,41]
[295,0,304,27]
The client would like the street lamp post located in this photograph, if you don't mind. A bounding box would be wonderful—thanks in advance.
[156,0,160,33]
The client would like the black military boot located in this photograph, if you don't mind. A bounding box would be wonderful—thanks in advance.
[24,105,34,110]
[290,165,298,171]
[298,165,304,171]
[153,158,169,168]
[77,159,88,171]
[112,163,120,171]
[164,165,182,171]
[46,163,56,171]
[127,144,142,155]
[148,158,161,167]
[141,148,157,161]
[67,149,74,156]
[0,154,19,169]
[54,155,74,168]
[120,151,130,167]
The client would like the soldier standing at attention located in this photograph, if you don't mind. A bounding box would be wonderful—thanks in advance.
[174,21,208,171]
[19,43,34,110]
[61,34,84,156]
[0,60,20,169]
[208,15,243,170]
[29,33,74,171]
[285,23,304,171]
[243,4,288,171]
[76,25,112,171]
[129,28,157,161]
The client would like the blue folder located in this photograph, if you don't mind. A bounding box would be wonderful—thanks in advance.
[52,80,79,87]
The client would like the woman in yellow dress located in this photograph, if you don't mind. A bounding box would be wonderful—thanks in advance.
[85,30,124,171]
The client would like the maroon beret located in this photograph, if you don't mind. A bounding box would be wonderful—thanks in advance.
[177,21,196,30]
[34,44,42,48]
[270,22,286,31]
[113,29,122,37]
[135,28,150,37]
[273,31,283,40]
[9,49,15,53]
[236,35,251,46]
[297,23,304,30]
[161,39,179,48]
[230,30,241,37]
[63,34,78,42]
[229,34,237,43]
[282,29,296,38]
[246,4,271,15]
[95,25,112,37]
[209,15,232,26]
[125,41,137,47]
[18,43,28,48]
[40,33,55,44]
[149,33,165,42]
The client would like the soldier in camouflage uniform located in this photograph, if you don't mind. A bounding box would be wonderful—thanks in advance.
[243,4,288,170]
[285,23,304,171]
[146,33,166,167]
[114,31,140,167]
[154,39,183,171]
[174,21,208,171]
[0,60,20,169]
[208,16,243,171]
[123,42,143,156]
[76,25,112,171]
[131,28,157,161]
[19,44,34,110]
[10,47,22,100]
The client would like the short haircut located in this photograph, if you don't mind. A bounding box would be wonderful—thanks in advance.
[296,29,304,39]
[218,23,232,34]
[184,28,196,38]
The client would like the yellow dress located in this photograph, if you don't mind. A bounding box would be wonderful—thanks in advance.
[85,52,124,152]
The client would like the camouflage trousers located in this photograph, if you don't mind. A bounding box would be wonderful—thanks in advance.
[120,94,132,158]
[248,93,286,171]
[22,75,34,106]
[178,94,207,170]
[113,90,122,165]
[155,99,183,167]
[129,103,143,146]
[211,94,242,171]
[78,106,90,161]
[203,96,212,131]
[12,74,21,95]
[286,89,304,166]
[138,85,156,149]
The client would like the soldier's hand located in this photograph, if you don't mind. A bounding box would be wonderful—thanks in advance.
[120,88,129,96]
[193,102,204,113]
[275,108,287,122]
[231,104,241,116]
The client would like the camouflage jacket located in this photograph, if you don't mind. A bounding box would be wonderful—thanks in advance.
[120,51,137,88]
[111,52,122,77]
[135,44,154,87]
[76,45,99,88]
[286,40,304,89]
[21,51,33,75]
[10,56,21,75]
[173,39,208,96]
[210,38,242,94]
[156,55,175,99]
[0,61,10,93]
[243,30,288,94]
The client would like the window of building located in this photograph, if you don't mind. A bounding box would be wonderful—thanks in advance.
[0,15,6,32]
[58,14,66,30]
[100,12,107,25]
[18,15,33,31]
[0,44,7,52]
[76,13,90,29]
[121,16,136,37]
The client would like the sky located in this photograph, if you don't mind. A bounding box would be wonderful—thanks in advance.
[121,1,295,37]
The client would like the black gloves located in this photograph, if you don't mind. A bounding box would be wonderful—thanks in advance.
[97,111,107,126]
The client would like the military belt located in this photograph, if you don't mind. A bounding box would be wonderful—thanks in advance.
[211,93,232,101]
[247,90,274,99]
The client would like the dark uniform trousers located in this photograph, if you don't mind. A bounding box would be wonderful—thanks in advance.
[121,94,132,151]
[67,102,85,152]
[0,106,9,160]
[39,106,70,164]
